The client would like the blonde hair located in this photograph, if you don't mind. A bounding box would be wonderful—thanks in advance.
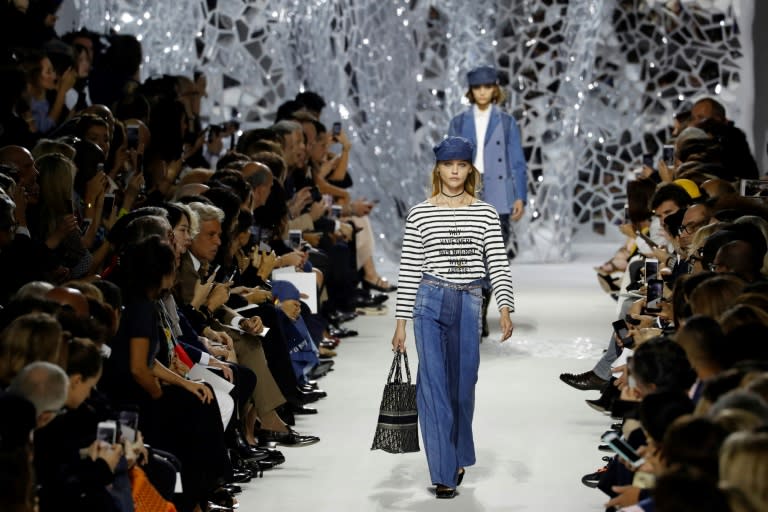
[719,432,768,507]
[465,83,507,105]
[0,312,62,386]
[35,153,76,239]
[429,162,481,198]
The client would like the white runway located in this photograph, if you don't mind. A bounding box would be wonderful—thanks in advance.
[238,241,619,511]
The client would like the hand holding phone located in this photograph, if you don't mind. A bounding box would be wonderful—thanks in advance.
[601,431,645,469]
[612,319,635,349]
[96,420,117,445]
[332,122,342,137]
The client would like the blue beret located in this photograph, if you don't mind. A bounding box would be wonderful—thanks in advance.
[272,280,301,302]
[467,65,498,86]
[433,137,475,162]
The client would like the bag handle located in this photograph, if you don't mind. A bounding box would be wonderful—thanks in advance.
[387,351,412,385]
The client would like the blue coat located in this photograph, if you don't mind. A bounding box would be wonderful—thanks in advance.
[448,105,527,214]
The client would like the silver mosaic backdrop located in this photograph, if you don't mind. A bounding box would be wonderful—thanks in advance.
[74,0,749,262]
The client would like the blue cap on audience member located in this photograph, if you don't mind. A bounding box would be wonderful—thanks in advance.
[467,65,499,86]
[433,137,475,162]
[272,280,301,302]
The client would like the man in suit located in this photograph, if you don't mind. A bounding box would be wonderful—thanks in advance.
[175,201,319,447]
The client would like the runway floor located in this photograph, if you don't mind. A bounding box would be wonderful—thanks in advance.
[237,241,620,511]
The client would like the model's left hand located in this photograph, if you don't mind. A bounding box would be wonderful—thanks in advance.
[511,199,525,221]
[499,308,514,342]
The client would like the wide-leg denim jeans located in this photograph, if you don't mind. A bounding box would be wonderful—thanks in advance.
[413,274,483,487]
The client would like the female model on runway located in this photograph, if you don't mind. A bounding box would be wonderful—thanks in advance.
[391,136,515,499]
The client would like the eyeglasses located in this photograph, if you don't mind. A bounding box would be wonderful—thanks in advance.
[679,220,707,235]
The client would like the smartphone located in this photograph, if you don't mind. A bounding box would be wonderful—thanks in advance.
[96,420,117,445]
[642,153,654,169]
[612,319,635,349]
[102,193,115,219]
[662,144,675,166]
[635,230,658,249]
[645,278,664,313]
[739,179,768,197]
[623,204,630,224]
[288,229,302,250]
[644,259,659,283]
[332,122,342,137]
[126,124,140,149]
[117,410,139,443]
[331,204,343,219]
[601,431,645,469]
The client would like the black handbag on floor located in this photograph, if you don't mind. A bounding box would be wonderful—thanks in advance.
[371,351,420,453]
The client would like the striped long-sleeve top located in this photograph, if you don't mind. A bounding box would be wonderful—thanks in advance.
[395,200,515,319]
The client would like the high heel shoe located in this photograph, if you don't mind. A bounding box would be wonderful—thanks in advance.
[457,468,465,486]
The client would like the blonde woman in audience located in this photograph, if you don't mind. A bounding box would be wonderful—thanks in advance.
[719,304,768,333]
[0,312,63,386]
[688,274,746,318]
[719,432,768,510]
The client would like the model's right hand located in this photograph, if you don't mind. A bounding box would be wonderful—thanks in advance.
[391,323,406,353]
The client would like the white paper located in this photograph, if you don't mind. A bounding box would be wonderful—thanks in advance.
[271,268,318,313]
[187,364,235,393]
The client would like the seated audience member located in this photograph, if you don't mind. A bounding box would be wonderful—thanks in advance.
[0,392,37,512]
[0,312,63,387]
[101,235,232,512]
[7,361,68,430]
[34,338,126,512]
[719,431,768,511]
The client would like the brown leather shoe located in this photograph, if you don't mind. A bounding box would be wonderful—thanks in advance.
[559,370,608,391]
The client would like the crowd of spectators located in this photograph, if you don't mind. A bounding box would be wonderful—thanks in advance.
[0,2,396,511]
[561,96,768,511]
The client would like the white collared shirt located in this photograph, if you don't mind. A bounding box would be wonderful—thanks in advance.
[473,105,491,174]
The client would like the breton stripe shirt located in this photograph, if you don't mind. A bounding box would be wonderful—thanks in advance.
[395,200,515,319]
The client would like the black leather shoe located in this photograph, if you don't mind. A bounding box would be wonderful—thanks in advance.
[457,469,465,486]
[328,310,357,325]
[230,470,252,483]
[435,485,456,499]
[290,404,318,415]
[261,447,286,465]
[329,326,358,338]
[299,383,326,396]
[222,483,242,495]
[585,398,609,414]
[257,427,320,447]
[598,444,612,452]
[611,421,623,431]
[581,466,608,488]
[559,371,608,391]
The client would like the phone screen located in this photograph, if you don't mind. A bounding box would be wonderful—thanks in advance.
[126,125,139,149]
[96,421,117,444]
[612,319,629,340]
[102,194,115,219]
[644,259,659,282]
[118,411,139,443]
[332,122,342,136]
[642,154,654,168]
[602,432,644,466]
[646,279,664,312]
[662,145,675,166]
[289,230,302,249]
